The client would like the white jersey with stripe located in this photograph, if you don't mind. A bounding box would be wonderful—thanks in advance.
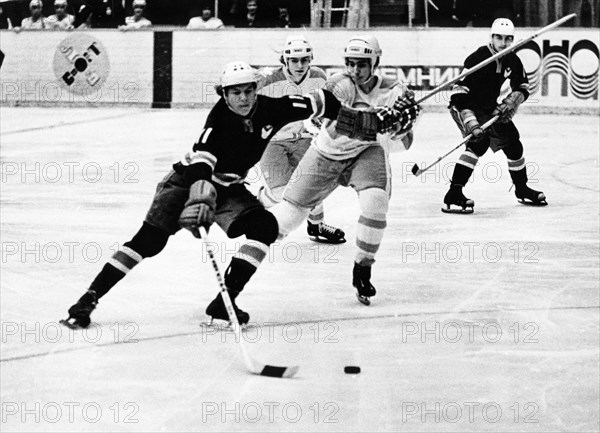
[257,66,326,141]
[316,73,410,160]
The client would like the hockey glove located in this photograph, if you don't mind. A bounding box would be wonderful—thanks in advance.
[375,106,397,134]
[459,109,485,141]
[393,93,422,134]
[179,180,217,238]
[335,106,378,141]
[492,91,525,123]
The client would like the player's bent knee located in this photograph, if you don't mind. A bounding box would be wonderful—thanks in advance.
[358,188,389,217]
[237,208,279,245]
[271,200,310,238]
[125,222,170,258]
[503,139,524,160]
[466,140,489,157]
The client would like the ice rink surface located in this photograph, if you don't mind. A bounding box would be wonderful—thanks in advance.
[1,106,599,432]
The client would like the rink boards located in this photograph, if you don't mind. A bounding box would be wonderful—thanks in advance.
[0,28,598,111]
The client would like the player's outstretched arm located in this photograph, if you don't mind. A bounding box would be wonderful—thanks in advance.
[308,89,395,141]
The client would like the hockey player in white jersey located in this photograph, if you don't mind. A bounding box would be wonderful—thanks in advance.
[271,35,421,305]
[256,35,346,244]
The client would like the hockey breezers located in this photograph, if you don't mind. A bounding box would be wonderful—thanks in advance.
[411,115,499,176]
[199,227,299,378]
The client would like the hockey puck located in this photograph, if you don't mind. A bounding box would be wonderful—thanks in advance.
[344,366,361,374]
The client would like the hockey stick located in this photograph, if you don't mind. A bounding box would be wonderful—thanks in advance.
[413,13,576,105]
[411,115,499,176]
[198,226,300,378]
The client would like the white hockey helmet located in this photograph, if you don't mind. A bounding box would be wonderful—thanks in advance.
[282,35,313,60]
[133,0,147,7]
[220,61,258,89]
[343,35,382,64]
[490,18,515,37]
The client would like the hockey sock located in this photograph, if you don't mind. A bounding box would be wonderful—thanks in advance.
[355,188,388,266]
[451,150,478,186]
[307,203,324,225]
[88,223,169,299]
[225,257,258,293]
[508,158,527,186]
[89,246,143,298]
[233,239,270,271]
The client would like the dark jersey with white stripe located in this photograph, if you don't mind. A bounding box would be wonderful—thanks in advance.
[450,45,530,112]
[174,91,339,186]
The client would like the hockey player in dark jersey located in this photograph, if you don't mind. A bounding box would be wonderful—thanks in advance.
[62,61,397,328]
[443,18,548,214]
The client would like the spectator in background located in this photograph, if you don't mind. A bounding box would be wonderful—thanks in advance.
[450,0,476,26]
[73,0,125,29]
[187,4,224,29]
[235,0,271,27]
[120,0,152,30]
[276,5,291,28]
[47,0,75,30]
[16,0,49,30]
[75,5,93,28]
[0,4,15,29]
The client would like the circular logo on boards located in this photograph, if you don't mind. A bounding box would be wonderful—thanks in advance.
[53,34,110,95]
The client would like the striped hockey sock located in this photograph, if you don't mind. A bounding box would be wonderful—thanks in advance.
[90,246,143,298]
[355,212,387,266]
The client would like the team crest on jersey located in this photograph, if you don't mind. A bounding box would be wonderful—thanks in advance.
[261,125,274,139]
[504,67,512,78]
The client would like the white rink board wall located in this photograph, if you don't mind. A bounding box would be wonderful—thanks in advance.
[1,29,598,111]
[174,29,599,110]
[0,30,153,105]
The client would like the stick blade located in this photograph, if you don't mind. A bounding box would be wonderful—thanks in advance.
[258,364,300,378]
[240,345,300,378]
[411,163,421,176]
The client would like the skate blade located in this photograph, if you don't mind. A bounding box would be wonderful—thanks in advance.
[356,293,371,306]
[517,198,548,206]
[308,235,347,244]
[200,319,249,331]
[59,318,86,330]
[441,205,474,214]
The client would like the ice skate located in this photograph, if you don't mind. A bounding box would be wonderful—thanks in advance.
[353,262,376,306]
[307,221,346,244]
[515,185,547,206]
[60,289,98,329]
[442,184,474,214]
[205,291,250,325]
